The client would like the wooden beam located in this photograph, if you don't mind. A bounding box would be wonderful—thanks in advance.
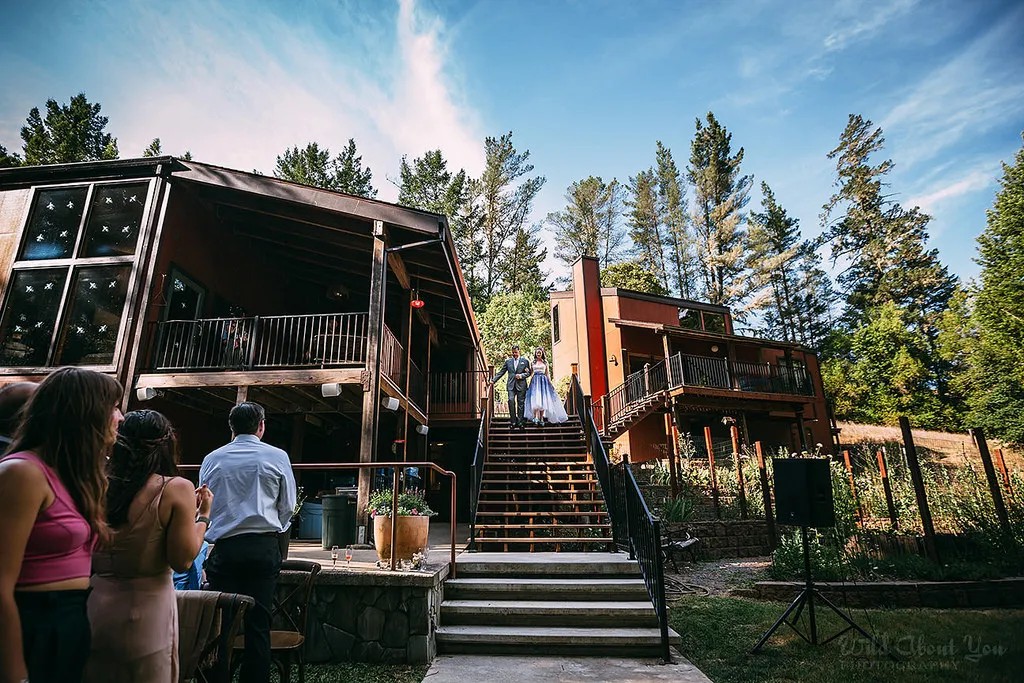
[358,224,387,532]
[380,376,428,426]
[135,368,363,389]
[235,385,248,403]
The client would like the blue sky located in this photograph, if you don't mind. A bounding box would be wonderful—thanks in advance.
[1,0,1022,285]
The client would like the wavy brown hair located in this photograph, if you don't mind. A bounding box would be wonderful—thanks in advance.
[107,410,179,527]
[9,367,123,543]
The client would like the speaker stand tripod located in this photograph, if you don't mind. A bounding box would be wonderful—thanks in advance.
[751,526,895,660]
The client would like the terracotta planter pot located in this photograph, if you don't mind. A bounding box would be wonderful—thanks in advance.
[373,515,429,562]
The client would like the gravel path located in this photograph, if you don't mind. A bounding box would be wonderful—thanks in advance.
[667,557,772,597]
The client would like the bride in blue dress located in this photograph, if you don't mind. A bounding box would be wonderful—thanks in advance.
[525,347,568,425]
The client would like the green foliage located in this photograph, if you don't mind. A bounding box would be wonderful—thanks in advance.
[19,93,119,165]
[659,494,696,523]
[600,259,669,295]
[547,175,627,271]
[966,134,1024,445]
[656,141,698,299]
[625,168,667,288]
[502,223,548,299]
[142,138,162,157]
[365,488,434,517]
[0,143,22,167]
[478,291,551,369]
[555,375,571,401]
[274,139,376,197]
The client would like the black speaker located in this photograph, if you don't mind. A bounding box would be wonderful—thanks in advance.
[773,458,835,527]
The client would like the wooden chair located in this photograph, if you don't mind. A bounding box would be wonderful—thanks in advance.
[177,590,253,683]
[661,529,700,572]
[233,559,322,683]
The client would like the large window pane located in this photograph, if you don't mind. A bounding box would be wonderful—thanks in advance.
[56,266,131,366]
[80,182,148,257]
[678,307,701,330]
[19,187,88,260]
[702,312,726,333]
[0,268,68,366]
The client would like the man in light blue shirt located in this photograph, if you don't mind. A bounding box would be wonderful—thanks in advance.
[200,402,295,683]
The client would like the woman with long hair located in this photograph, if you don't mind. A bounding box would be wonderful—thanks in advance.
[524,347,569,425]
[84,410,212,683]
[0,368,123,683]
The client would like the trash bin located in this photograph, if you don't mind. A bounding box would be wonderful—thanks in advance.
[296,501,322,540]
[321,493,357,550]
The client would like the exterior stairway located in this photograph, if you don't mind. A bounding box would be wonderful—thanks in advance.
[474,416,612,551]
[602,392,667,437]
[437,553,681,656]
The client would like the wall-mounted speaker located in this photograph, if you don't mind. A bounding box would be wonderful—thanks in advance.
[773,457,835,528]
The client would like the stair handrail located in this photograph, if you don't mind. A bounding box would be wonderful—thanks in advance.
[569,374,671,662]
[468,375,493,550]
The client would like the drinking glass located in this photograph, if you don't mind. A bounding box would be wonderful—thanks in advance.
[331,545,339,568]
[345,545,353,565]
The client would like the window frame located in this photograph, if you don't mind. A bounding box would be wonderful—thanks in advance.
[551,304,560,344]
[0,178,157,374]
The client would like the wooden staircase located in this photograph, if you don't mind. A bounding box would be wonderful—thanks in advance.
[603,392,667,437]
[473,416,612,551]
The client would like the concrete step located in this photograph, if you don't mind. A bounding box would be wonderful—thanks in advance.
[474,536,610,545]
[445,577,647,601]
[440,600,658,627]
[456,553,638,576]
[435,625,679,656]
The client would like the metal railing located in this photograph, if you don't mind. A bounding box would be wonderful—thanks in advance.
[151,313,368,371]
[732,360,813,396]
[677,353,730,389]
[430,370,489,418]
[606,359,668,426]
[408,359,426,412]
[570,374,670,662]
[380,325,404,387]
[468,385,492,549]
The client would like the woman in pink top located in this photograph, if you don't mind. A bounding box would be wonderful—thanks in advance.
[0,368,123,683]
[84,410,212,683]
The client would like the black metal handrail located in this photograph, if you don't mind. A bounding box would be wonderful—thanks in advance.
[468,385,492,549]
[570,374,670,662]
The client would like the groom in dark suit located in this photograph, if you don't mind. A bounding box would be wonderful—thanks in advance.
[491,345,531,430]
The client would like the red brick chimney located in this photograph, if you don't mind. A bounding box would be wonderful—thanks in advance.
[571,256,609,399]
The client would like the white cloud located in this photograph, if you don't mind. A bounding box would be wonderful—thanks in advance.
[87,0,483,202]
[822,0,918,52]
[907,166,996,215]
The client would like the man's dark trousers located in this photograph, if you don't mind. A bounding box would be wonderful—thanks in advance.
[507,385,527,426]
[207,533,281,683]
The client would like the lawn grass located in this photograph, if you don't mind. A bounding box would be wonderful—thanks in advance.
[670,596,1024,683]
[269,662,428,683]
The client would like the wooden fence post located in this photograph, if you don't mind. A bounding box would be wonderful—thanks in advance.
[665,410,679,499]
[730,425,748,519]
[994,448,1013,494]
[842,449,863,524]
[970,427,1012,537]
[899,416,939,563]
[703,425,721,519]
[755,441,776,547]
[877,448,899,530]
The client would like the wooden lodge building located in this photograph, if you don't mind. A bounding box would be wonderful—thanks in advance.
[549,256,834,463]
[0,157,489,531]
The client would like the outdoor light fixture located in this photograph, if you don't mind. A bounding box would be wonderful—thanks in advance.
[321,383,342,398]
[382,396,400,411]
[711,345,720,353]
[416,424,429,436]
[410,288,425,309]
[135,387,161,401]
[609,354,618,366]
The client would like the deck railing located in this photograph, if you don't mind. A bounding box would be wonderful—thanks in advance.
[151,313,368,371]
[570,374,670,662]
[429,370,489,418]
[468,385,492,549]
[380,325,404,388]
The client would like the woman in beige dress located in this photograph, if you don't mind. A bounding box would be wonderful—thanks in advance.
[84,410,212,682]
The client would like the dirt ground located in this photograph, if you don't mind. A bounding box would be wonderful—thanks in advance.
[667,557,772,598]
[838,421,1024,470]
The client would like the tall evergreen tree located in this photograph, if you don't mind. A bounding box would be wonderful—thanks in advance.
[747,182,803,342]
[655,142,697,298]
[142,138,162,157]
[547,176,626,271]
[502,223,548,298]
[471,132,545,301]
[20,93,118,164]
[601,260,669,296]
[275,139,376,197]
[967,135,1024,443]
[626,169,668,288]
[820,114,956,332]
[688,112,752,311]
[0,143,20,168]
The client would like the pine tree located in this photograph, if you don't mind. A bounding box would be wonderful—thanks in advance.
[502,223,548,298]
[688,112,752,311]
[20,93,119,165]
[626,169,667,287]
[967,135,1024,443]
[747,182,802,342]
[655,142,697,298]
[0,143,20,168]
[547,176,626,271]
[274,139,376,197]
[142,138,162,157]
[471,132,545,301]
[333,138,376,198]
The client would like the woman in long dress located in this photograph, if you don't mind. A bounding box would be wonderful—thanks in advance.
[525,347,569,425]
[84,410,212,683]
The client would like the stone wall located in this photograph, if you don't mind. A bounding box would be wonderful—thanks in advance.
[276,565,446,664]
[748,578,1024,608]
[663,519,772,560]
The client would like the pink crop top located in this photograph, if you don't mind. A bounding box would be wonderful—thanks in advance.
[4,451,95,587]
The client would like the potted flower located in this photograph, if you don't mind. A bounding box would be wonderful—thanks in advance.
[366,488,435,562]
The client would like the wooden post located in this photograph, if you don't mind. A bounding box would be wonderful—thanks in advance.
[795,407,809,453]
[402,288,414,462]
[994,448,1012,493]
[877,449,899,530]
[235,385,248,404]
[755,441,776,547]
[842,449,863,523]
[583,394,592,446]
[703,425,720,519]
[730,425,747,519]
[357,223,387,531]
[290,414,306,487]
[970,427,1012,536]
[602,394,612,435]
[662,334,675,386]
[665,410,679,499]
[899,416,939,563]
